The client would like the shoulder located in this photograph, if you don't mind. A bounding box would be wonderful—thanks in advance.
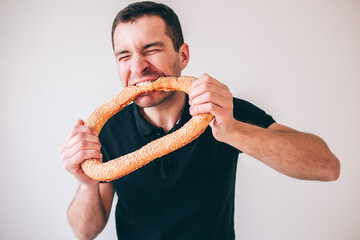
[233,97,252,108]
[232,97,275,128]
[232,97,263,116]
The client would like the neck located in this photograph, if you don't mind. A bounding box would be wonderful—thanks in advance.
[139,92,186,133]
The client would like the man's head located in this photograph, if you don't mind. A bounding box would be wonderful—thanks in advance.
[111,1,184,52]
[111,2,189,108]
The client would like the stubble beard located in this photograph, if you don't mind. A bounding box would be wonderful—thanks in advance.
[134,56,181,109]
[133,90,176,109]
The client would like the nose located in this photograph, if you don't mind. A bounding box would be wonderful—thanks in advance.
[130,54,149,75]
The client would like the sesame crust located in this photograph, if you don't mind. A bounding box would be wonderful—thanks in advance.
[81,76,213,182]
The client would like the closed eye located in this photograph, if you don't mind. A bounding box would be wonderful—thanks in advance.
[144,49,161,55]
[118,55,131,62]
[142,42,164,55]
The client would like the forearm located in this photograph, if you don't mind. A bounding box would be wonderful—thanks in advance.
[67,183,107,240]
[187,75,340,180]
[224,120,340,181]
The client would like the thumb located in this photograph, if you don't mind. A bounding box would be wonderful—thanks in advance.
[76,119,85,126]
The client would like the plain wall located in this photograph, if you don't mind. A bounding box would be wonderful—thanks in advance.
[1,0,359,239]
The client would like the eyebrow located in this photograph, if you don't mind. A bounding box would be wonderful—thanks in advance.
[114,41,165,57]
[114,49,129,57]
[143,41,165,50]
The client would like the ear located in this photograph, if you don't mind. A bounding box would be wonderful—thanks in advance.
[179,43,190,71]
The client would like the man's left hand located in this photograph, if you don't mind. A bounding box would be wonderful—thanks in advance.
[189,74,234,142]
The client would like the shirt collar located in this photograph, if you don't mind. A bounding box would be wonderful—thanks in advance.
[133,103,154,136]
[133,95,191,136]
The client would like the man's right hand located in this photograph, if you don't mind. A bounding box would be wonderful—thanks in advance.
[60,119,103,186]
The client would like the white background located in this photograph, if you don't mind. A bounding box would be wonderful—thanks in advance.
[1,0,359,239]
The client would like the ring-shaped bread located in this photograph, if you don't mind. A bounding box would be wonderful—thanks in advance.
[81,76,213,182]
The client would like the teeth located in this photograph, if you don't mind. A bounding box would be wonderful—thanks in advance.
[135,81,153,87]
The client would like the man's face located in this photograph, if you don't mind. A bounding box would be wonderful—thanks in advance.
[113,15,188,108]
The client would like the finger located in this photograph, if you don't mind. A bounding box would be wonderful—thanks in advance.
[192,73,227,89]
[190,91,227,110]
[190,83,227,103]
[190,102,225,117]
[62,140,102,160]
[64,149,103,170]
[190,80,230,103]
[190,74,229,99]
[74,149,103,163]
[65,122,98,142]
[76,119,85,125]
[63,132,101,151]
[61,132,101,156]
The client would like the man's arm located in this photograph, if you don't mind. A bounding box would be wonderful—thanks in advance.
[67,183,114,240]
[189,74,340,181]
[61,120,115,239]
[225,121,339,180]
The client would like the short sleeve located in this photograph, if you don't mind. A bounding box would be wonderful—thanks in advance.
[233,98,275,128]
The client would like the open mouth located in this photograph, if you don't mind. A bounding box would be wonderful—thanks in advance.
[135,80,155,87]
[135,80,159,97]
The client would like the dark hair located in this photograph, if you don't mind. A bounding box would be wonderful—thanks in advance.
[111,1,184,51]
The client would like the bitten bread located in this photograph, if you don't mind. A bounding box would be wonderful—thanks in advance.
[81,76,213,181]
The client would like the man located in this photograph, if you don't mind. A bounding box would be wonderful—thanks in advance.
[60,2,340,239]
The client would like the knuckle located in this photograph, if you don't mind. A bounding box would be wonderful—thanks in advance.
[60,155,65,163]
[69,128,76,136]
[72,125,80,134]
[206,92,214,100]
[63,159,71,171]
[84,126,94,134]
[60,148,70,162]
[78,151,86,159]
[78,132,86,138]
[62,160,67,169]
[79,141,88,149]
[201,73,210,80]
[60,150,67,159]
[70,166,79,175]
[202,84,211,93]
[76,132,87,141]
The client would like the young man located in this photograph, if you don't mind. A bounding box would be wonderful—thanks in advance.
[60,2,340,239]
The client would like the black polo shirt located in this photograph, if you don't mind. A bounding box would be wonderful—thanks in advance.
[99,97,275,240]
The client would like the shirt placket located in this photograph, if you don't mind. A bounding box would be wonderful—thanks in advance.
[154,128,175,181]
